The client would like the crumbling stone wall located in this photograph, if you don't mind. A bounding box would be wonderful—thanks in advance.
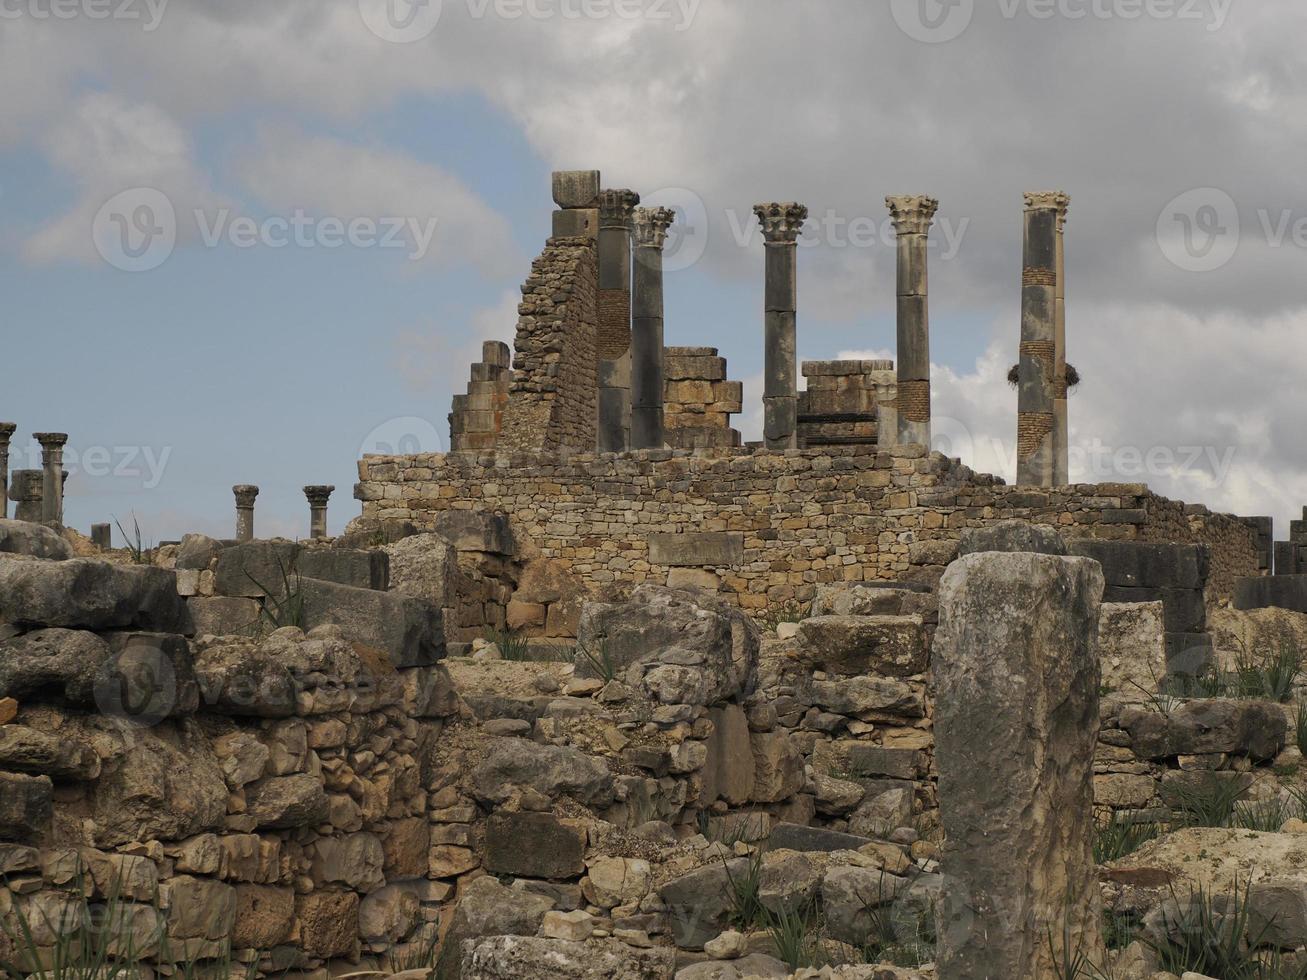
[797,359,894,450]
[498,237,598,455]
[662,347,742,450]
[355,446,1260,610]
[449,342,511,452]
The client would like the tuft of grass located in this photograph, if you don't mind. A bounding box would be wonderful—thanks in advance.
[763,901,824,971]
[245,549,306,631]
[483,628,531,662]
[1233,794,1301,833]
[1169,774,1249,829]
[112,513,151,565]
[1093,810,1161,864]
[1144,880,1276,980]
[573,639,618,683]
[722,853,766,931]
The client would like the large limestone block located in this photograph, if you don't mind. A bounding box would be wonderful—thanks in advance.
[658,859,750,949]
[0,519,74,560]
[1099,601,1167,697]
[461,936,675,979]
[934,551,1105,979]
[0,772,52,842]
[187,596,261,637]
[810,582,930,618]
[702,703,755,805]
[1121,699,1286,761]
[794,615,928,677]
[165,876,236,940]
[298,577,443,668]
[484,811,585,879]
[212,542,388,596]
[232,884,294,949]
[958,519,1067,557]
[468,738,613,808]
[246,774,329,830]
[0,557,187,632]
[311,832,385,893]
[0,628,111,705]
[0,725,99,779]
[384,533,460,605]
[576,586,758,706]
[295,890,359,959]
[750,731,804,803]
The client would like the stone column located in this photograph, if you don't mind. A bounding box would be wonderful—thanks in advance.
[233,485,259,542]
[552,170,601,239]
[10,471,42,523]
[754,203,808,450]
[0,424,14,520]
[91,523,112,549]
[33,433,67,526]
[304,485,335,539]
[597,188,640,453]
[934,549,1105,979]
[631,206,676,450]
[886,196,939,448]
[1016,193,1062,487]
[1053,194,1071,486]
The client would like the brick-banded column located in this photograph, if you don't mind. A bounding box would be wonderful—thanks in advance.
[304,485,335,539]
[886,196,939,448]
[1053,194,1071,486]
[0,424,14,520]
[34,433,67,526]
[597,188,640,452]
[631,206,676,450]
[1016,193,1062,487]
[233,485,259,542]
[755,203,808,450]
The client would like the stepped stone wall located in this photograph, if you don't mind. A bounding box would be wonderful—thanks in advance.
[354,445,1260,610]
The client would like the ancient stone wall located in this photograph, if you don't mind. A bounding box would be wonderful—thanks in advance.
[449,342,511,452]
[355,446,1260,610]
[498,237,598,455]
[662,347,742,450]
[797,359,893,450]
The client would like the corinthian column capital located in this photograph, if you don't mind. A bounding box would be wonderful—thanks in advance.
[632,207,676,250]
[598,189,641,229]
[754,203,808,244]
[1025,190,1070,215]
[886,195,940,236]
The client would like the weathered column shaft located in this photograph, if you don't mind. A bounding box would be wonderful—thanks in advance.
[0,424,14,521]
[631,207,676,450]
[1053,198,1071,485]
[755,203,808,450]
[233,485,259,542]
[304,485,335,539]
[597,189,640,453]
[1016,193,1064,487]
[934,549,1104,979]
[34,433,68,527]
[91,523,111,549]
[887,196,939,449]
[11,471,43,523]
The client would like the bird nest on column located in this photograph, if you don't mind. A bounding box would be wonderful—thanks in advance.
[1007,363,1081,389]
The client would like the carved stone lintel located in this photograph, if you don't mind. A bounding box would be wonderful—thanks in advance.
[886,195,940,236]
[632,207,676,250]
[754,203,809,244]
[598,189,641,228]
[1025,191,1071,215]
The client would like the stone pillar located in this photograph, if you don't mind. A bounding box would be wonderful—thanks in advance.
[1016,193,1062,487]
[1053,194,1071,486]
[33,433,67,526]
[0,423,14,521]
[304,485,335,539]
[631,206,676,450]
[233,485,259,542]
[934,549,1105,979]
[597,188,640,452]
[886,196,939,448]
[91,523,111,549]
[10,471,42,523]
[754,203,808,450]
[552,170,601,239]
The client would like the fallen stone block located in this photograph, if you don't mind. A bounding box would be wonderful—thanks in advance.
[187,596,262,637]
[1235,574,1307,614]
[795,615,928,677]
[0,519,73,560]
[298,577,443,668]
[1122,700,1286,761]
[213,542,388,597]
[766,822,874,853]
[484,812,585,879]
[1067,540,1210,590]
[0,557,188,632]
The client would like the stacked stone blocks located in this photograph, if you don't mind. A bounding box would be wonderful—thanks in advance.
[450,341,512,452]
[797,359,894,449]
[662,347,742,450]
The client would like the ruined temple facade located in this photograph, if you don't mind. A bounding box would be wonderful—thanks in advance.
[357,170,1267,615]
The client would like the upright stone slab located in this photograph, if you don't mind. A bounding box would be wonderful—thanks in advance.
[9,471,42,523]
[1016,193,1066,487]
[630,206,675,450]
[886,195,939,449]
[755,203,808,450]
[934,551,1104,979]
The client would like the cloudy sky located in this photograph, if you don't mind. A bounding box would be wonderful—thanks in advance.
[3,0,1305,542]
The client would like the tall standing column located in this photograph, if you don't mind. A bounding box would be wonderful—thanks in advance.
[1053,194,1071,486]
[34,433,67,527]
[1016,193,1062,487]
[234,485,259,542]
[631,206,676,450]
[755,203,808,450]
[304,485,335,539]
[597,188,640,453]
[0,424,15,520]
[886,196,940,448]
